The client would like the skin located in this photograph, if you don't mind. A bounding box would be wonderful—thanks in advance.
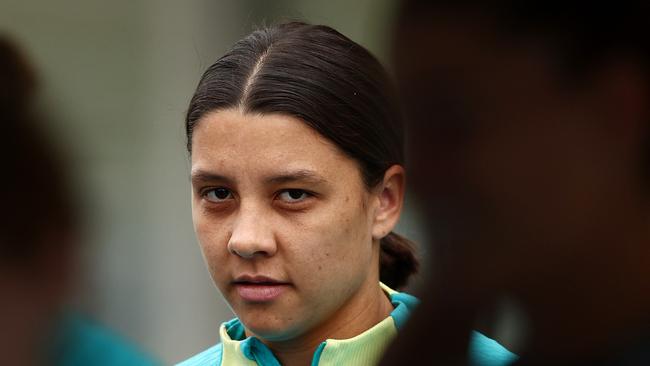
[190,108,402,366]
[385,13,650,363]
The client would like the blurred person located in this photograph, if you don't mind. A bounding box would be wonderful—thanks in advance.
[178,22,512,366]
[0,36,159,365]
[381,1,650,365]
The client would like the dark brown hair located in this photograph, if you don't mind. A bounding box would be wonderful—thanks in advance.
[186,22,418,289]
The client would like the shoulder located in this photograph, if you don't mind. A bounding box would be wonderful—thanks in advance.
[176,343,223,366]
[469,331,517,366]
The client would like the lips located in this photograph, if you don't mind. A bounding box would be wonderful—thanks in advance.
[232,275,290,302]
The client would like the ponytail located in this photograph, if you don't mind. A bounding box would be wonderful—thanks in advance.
[379,232,419,290]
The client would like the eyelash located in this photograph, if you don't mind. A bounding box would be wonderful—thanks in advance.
[202,187,234,203]
[276,189,313,204]
[200,188,315,205]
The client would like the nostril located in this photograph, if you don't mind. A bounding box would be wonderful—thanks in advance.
[227,240,254,258]
[227,215,277,258]
[228,238,271,259]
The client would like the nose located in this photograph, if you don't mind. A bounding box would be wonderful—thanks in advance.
[227,204,277,259]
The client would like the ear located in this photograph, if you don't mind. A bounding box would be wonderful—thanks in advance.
[371,165,406,240]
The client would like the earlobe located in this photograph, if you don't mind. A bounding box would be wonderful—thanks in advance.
[371,165,406,240]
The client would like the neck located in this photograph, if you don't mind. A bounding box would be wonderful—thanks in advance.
[261,279,393,366]
[521,214,650,362]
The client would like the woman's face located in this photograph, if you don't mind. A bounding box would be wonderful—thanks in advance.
[190,109,384,341]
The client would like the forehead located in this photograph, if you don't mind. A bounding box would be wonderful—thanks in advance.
[190,109,356,177]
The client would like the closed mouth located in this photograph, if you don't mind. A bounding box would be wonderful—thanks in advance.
[232,275,291,302]
[232,275,288,285]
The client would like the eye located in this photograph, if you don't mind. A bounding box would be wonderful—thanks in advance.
[204,187,233,202]
[278,189,310,203]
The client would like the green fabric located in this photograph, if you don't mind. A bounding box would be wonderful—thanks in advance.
[51,312,160,366]
[214,284,404,366]
[470,331,517,366]
[177,283,516,366]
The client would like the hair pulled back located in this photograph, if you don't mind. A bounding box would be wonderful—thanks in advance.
[186,22,418,289]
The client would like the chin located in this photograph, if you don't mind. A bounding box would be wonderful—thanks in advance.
[245,321,297,341]
[239,312,305,341]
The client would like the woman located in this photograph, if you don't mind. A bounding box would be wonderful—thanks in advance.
[179,22,513,366]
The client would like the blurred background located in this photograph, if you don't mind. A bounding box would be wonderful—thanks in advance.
[0,1,428,363]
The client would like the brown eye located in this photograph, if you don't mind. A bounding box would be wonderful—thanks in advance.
[205,188,233,202]
[278,189,309,203]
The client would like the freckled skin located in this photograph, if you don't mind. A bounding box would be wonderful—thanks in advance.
[190,109,390,345]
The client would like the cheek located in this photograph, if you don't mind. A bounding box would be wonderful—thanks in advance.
[285,200,374,291]
[193,213,232,283]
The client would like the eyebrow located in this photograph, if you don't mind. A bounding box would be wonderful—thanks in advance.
[264,169,328,185]
[190,169,328,186]
[190,170,233,185]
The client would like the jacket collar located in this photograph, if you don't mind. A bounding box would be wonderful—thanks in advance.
[219,283,418,366]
